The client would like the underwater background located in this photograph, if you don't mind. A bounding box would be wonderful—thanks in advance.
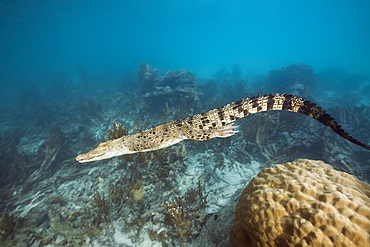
[1,0,370,246]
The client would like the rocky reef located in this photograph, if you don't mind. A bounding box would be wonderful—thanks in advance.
[265,63,315,96]
[138,62,197,119]
[230,159,370,247]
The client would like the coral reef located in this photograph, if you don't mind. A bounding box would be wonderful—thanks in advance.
[89,191,110,226]
[109,175,146,207]
[266,63,315,95]
[137,62,159,94]
[47,209,87,245]
[164,197,193,244]
[20,127,68,194]
[328,105,370,148]
[316,67,369,101]
[241,112,276,148]
[159,180,208,245]
[78,98,107,122]
[230,159,370,247]
[0,210,15,241]
[107,120,128,140]
[138,62,197,118]
[124,176,146,204]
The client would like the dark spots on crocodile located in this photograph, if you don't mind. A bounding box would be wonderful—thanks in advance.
[222,121,226,126]
[230,115,235,121]
[176,123,183,127]
[257,106,262,112]
[133,144,141,151]
[218,111,225,121]
[233,101,242,108]
[297,100,313,116]
[212,123,217,127]
[282,95,293,110]
[233,104,243,113]
[252,100,259,108]
[267,95,275,110]
[243,109,249,116]
[297,106,309,115]
[202,119,210,124]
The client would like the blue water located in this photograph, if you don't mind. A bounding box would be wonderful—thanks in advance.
[1,0,370,102]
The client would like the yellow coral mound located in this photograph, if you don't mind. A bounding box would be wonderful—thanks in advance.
[230,159,370,247]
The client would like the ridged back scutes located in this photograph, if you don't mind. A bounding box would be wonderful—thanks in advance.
[178,94,289,132]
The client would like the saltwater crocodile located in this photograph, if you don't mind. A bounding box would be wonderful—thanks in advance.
[76,93,370,163]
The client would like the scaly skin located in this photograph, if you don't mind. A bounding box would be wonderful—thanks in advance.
[76,93,370,163]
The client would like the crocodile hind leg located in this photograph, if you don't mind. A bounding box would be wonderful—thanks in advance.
[209,123,239,138]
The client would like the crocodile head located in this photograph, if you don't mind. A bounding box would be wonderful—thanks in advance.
[76,137,134,163]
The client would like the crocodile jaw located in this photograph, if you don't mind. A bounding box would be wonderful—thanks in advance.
[76,138,134,163]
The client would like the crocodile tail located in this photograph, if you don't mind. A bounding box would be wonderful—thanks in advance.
[289,96,370,150]
[180,93,370,150]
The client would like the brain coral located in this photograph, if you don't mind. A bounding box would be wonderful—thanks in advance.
[230,159,370,247]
